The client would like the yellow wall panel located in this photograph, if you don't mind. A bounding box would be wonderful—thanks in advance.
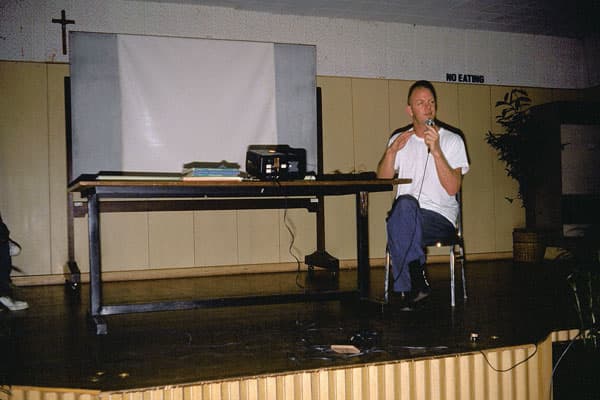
[316,76,354,173]
[351,77,390,173]
[148,211,195,268]
[194,210,238,267]
[388,80,412,130]
[457,85,494,254]
[324,196,356,260]
[0,61,51,275]
[464,189,496,253]
[237,210,280,265]
[101,212,149,271]
[457,85,492,191]
[434,82,460,128]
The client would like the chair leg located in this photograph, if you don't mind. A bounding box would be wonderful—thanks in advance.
[384,248,390,304]
[459,245,467,300]
[450,247,455,307]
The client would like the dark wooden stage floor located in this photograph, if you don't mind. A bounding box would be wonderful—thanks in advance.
[0,259,585,393]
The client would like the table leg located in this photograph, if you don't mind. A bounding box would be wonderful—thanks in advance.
[356,191,370,298]
[87,193,107,334]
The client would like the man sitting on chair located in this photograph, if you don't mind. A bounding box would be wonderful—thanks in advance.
[376,80,469,310]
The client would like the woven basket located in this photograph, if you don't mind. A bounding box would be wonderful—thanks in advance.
[513,229,545,263]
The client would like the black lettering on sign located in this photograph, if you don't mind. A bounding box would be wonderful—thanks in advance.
[446,73,485,84]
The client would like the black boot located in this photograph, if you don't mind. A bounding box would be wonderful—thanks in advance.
[409,260,431,303]
[390,291,413,311]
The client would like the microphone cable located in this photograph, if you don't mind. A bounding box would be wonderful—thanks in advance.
[417,138,431,202]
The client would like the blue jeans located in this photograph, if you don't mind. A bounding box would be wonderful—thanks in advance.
[386,195,455,292]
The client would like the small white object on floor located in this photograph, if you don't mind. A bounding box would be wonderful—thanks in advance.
[330,345,360,354]
[0,296,29,311]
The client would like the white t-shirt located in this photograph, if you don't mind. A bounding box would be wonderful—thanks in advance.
[388,127,469,225]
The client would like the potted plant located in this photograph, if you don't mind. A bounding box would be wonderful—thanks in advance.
[485,88,545,262]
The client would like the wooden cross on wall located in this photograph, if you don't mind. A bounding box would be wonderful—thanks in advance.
[52,9,75,55]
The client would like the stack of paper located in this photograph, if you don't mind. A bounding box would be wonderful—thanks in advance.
[182,161,243,181]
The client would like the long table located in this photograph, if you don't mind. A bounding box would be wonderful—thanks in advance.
[69,177,405,334]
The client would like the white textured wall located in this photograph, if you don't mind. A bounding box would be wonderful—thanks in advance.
[0,0,595,88]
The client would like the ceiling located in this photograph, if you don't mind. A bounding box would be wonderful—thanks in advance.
[150,0,598,39]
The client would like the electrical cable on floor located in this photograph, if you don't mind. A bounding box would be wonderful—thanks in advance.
[479,343,538,373]
[291,323,456,363]
[290,326,386,362]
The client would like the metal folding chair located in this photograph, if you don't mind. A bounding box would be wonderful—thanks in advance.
[384,192,467,307]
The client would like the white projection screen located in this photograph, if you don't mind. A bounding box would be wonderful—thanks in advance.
[69,32,317,179]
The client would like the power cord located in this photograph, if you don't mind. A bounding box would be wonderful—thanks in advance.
[548,330,584,400]
[479,343,538,373]
[552,330,582,376]
[283,207,305,289]
[291,326,386,362]
[274,180,304,289]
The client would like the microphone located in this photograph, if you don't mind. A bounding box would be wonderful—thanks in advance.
[425,119,434,152]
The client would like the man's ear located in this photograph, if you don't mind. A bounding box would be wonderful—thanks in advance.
[405,104,413,118]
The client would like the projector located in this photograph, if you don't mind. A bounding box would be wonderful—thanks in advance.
[246,145,306,180]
